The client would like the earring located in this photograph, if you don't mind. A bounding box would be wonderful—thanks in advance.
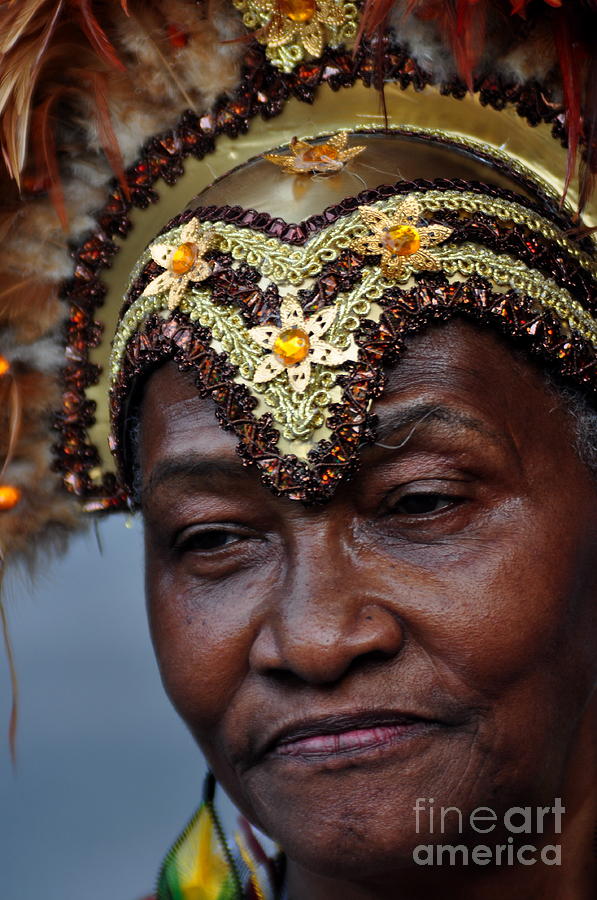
[156,770,243,899]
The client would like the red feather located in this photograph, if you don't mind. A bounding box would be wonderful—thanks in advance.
[33,93,67,228]
[553,11,584,202]
[579,52,597,212]
[87,70,130,201]
[74,0,126,72]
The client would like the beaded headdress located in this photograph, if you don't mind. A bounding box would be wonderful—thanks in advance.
[109,127,597,502]
[0,0,595,545]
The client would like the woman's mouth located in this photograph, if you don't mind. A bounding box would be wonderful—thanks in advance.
[275,722,435,758]
[263,711,448,763]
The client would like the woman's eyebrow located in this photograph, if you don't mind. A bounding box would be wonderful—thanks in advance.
[142,452,247,502]
[373,401,504,446]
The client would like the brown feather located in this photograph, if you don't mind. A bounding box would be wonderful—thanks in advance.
[0,375,22,480]
[87,70,130,198]
[0,275,61,342]
[0,596,19,769]
[76,0,126,71]
[33,94,67,227]
[0,0,127,185]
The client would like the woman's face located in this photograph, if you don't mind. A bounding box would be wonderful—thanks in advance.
[139,321,597,880]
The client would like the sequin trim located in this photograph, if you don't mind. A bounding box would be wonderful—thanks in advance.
[110,274,597,504]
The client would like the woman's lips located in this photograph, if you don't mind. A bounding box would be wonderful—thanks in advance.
[274,722,434,759]
[260,711,447,763]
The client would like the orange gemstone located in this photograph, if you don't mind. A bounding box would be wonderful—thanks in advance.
[0,355,10,376]
[279,0,316,23]
[383,224,421,256]
[302,143,340,163]
[170,242,197,275]
[273,327,310,366]
[0,485,21,511]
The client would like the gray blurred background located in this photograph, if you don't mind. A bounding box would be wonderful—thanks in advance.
[0,513,216,900]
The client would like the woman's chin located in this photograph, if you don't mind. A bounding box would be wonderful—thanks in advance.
[240,732,481,876]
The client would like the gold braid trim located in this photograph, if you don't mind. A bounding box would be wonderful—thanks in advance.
[206,193,596,282]
[112,261,594,450]
[128,191,597,290]
[437,246,597,343]
[110,273,371,443]
[112,196,597,445]
[423,192,597,277]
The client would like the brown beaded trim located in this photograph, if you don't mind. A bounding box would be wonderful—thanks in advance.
[122,180,596,327]
[170,175,585,248]
[110,271,597,505]
[166,192,597,306]
[56,39,590,510]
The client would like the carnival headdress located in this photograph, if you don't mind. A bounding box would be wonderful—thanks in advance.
[0,0,595,543]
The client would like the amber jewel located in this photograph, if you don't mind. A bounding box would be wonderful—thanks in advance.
[273,327,311,365]
[0,355,10,376]
[0,485,21,511]
[279,0,316,23]
[302,143,339,163]
[171,241,197,275]
[383,224,421,257]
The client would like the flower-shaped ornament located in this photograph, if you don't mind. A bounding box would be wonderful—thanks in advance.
[253,0,348,58]
[264,133,365,175]
[141,219,218,310]
[354,198,453,280]
[249,295,351,394]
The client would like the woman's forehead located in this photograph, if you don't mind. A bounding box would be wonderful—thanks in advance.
[138,320,555,482]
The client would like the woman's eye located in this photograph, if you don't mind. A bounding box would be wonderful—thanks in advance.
[390,492,460,516]
[175,528,245,553]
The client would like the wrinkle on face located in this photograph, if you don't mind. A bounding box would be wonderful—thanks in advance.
[139,319,597,889]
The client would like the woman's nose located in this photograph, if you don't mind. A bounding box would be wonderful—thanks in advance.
[248,553,404,685]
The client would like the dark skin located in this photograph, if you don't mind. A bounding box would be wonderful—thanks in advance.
[140,321,597,899]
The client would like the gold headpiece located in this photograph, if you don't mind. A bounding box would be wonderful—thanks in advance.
[107,127,597,501]
[0,0,595,549]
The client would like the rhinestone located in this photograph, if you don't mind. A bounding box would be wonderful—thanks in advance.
[383,224,421,256]
[273,327,310,365]
[170,242,197,275]
[279,0,316,23]
[302,143,340,163]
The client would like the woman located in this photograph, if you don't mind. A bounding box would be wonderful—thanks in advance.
[0,2,595,897]
[105,127,597,897]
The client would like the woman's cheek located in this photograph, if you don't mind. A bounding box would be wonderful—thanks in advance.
[147,565,261,727]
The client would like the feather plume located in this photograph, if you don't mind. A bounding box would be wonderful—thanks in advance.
[85,70,129,199]
[0,375,22,482]
[0,595,19,768]
[360,0,597,205]
[0,278,60,343]
[77,0,127,71]
[0,0,128,188]
[553,11,582,201]
[579,52,597,212]
[0,5,62,183]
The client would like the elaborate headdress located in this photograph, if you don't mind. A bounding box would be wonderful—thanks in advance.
[0,0,595,549]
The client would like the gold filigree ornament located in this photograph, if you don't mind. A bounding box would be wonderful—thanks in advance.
[264,132,365,175]
[354,198,454,280]
[140,218,219,310]
[249,294,353,393]
[233,0,358,72]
